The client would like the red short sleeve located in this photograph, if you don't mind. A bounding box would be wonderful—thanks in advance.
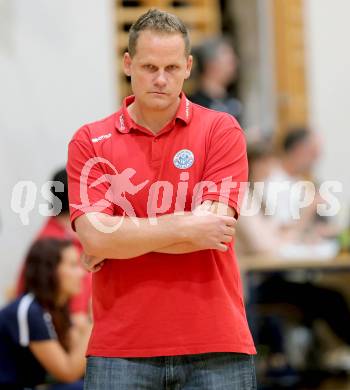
[67,128,115,230]
[199,115,248,217]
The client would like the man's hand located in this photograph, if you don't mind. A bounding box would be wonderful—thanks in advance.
[81,253,105,273]
[176,201,236,252]
[187,210,236,252]
[156,201,237,254]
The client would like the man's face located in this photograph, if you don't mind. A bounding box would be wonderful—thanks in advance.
[123,30,192,111]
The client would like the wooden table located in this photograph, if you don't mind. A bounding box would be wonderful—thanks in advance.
[239,253,350,274]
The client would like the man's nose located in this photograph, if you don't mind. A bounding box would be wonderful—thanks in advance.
[154,70,167,87]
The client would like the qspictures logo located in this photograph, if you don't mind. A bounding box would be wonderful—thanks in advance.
[10,155,343,232]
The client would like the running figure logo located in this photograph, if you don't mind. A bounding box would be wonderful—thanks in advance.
[70,157,149,232]
[91,167,148,218]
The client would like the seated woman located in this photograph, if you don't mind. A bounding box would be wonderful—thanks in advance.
[0,238,91,390]
[237,144,350,372]
[15,168,92,319]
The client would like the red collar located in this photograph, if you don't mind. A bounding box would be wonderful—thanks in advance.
[115,92,192,135]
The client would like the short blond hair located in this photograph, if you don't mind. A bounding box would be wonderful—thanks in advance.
[128,9,191,57]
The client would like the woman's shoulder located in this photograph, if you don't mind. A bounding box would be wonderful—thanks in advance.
[0,294,34,341]
[0,294,34,320]
[3,293,43,317]
[0,293,55,345]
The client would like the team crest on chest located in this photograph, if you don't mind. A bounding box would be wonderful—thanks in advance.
[173,149,194,169]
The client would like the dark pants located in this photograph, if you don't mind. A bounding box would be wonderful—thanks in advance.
[48,380,84,390]
[255,274,350,345]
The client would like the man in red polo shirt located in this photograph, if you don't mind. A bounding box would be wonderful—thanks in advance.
[67,9,256,390]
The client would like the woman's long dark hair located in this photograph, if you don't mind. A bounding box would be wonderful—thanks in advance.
[23,238,74,350]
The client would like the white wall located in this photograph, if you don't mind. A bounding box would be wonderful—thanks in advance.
[0,0,116,303]
[304,0,350,224]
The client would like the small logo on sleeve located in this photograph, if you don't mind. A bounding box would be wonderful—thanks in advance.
[91,133,112,143]
[173,149,194,169]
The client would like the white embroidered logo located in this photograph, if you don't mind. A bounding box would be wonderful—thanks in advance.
[185,98,190,119]
[91,133,112,143]
[119,114,125,131]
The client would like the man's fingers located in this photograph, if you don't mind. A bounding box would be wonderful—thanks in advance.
[81,256,92,272]
[221,235,233,243]
[220,216,237,227]
[91,261,105,273]
[82,253,104,268]
[82,257,103,272]
[216,243,229,252]
[224,226,236,236]
[84,262,94,272]
[90,256,104,266]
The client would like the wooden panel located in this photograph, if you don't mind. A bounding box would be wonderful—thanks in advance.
[272,0,308,141]
[115,0,221,100]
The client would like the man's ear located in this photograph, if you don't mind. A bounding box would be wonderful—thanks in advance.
[184,55,193,80]
[123,52,132,77]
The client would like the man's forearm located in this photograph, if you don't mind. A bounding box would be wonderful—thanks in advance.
[78,212,188,259]
[77,203,236,260]
[156,242,202,254]
[154,201,236,255]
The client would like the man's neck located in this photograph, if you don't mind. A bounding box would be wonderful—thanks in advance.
[127,96,181,134]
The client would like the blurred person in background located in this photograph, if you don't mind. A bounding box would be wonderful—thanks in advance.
[237,144,350,372]
[236,144,293,255]
[0,238,91,390]
[16,168,92,320]
[190,36,242,121]
[264,127,336,238]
